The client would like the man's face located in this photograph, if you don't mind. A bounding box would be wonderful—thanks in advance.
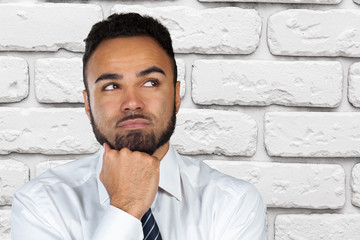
[83,36,180,156]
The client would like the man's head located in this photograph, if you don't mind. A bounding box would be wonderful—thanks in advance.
[82,13,180,156]
[83,13,177,91]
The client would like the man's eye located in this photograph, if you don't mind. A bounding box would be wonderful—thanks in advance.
[143,80,160,87]
[103,84,118,91]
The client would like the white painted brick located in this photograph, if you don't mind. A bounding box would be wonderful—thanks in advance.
[205,161,345,209]
[200,0,340,3]
[36,160,73,176]
[265,112,360,157]
[111,5,261,54]
[35,58,185,103]
[0,160,29,205]
[171,109,257,156]
[275,214,360,240]
[176,59,186,98]
[268,10,360,57]
[0,57,28,103]
[0,210,10,240]
[35,58,84,103]
[348,62,360,107]
[351,163,360,207]
[0,3,102,52]
[0,108,99,154]
[192,60,342,107]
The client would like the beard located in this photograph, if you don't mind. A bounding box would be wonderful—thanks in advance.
[89,103,176,155]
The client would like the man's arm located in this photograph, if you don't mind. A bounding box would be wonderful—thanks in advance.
[11,191,144,240]
[100,143,160,220]
[215,184,267,240]
[11,191,64,239]
[11,143,160,240]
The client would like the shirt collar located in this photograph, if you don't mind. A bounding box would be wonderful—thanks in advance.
[159,144,182,202]
[96,147,108,204]
[96,144,182,204]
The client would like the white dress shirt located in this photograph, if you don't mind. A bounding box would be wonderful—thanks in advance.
[11,145,267,240]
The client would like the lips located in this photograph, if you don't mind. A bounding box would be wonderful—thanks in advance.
[117,118,151,129]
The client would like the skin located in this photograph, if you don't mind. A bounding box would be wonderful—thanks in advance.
[83,36,181,220]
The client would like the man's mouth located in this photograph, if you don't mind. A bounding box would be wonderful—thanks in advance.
[117,118,151,129]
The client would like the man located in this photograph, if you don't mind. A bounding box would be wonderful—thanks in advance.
[11,13,266,239]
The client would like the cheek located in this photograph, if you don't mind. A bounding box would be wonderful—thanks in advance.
[149,94,173,113]
[157,96,175,120]
[90,96,117,124]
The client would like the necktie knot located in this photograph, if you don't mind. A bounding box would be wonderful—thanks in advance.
[141,208,162,240]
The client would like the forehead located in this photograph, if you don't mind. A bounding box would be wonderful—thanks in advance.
[86,36,172,77]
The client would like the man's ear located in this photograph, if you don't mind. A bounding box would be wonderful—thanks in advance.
[175,81,181,113]
[83,90,91,120]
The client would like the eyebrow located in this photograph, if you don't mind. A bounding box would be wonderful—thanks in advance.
[137,66,166,78]
[94,66,166,84]
[95,73,122,84]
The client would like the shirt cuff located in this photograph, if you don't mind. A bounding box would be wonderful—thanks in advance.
[92,205,143,240]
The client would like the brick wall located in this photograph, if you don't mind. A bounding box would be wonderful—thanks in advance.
[0,0,359,239]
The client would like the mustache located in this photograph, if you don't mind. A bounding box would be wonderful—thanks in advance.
[115,113,153,126]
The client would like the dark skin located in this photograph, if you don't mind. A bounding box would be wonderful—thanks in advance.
[83,36,181,220]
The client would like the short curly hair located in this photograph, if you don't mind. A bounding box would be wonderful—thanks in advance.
[83,13,177,91]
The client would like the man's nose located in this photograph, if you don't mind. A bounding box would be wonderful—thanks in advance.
[120,88,145,112]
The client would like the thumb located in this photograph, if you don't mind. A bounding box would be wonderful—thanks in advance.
[101,142,111,182]
[103,142,111,153]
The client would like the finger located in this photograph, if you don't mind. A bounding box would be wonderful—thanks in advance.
[102,143,110,177]
[103,142,114,163]
[152,155,159,161]
[99,171,104,182]
[103,142,111,153]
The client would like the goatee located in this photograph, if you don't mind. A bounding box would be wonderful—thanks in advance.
[89,104,176,155]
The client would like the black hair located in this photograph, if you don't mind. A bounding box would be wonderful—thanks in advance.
[82,13,177,91]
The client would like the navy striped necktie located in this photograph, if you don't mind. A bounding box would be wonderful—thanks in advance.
[141,208,162,240]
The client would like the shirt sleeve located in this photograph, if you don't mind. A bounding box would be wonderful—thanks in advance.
[216,184,267,240]
[92,205,143,240]
[11,191,144,240]
[11,192,64,240]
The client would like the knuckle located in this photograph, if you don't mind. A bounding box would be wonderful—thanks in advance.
[150,157,160,167]
[132,150,141,157]
[119,148,131,156]
[133,151,147,160]
[106,149,117,158]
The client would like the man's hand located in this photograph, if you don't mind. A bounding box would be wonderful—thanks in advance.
[100,142,160,220]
